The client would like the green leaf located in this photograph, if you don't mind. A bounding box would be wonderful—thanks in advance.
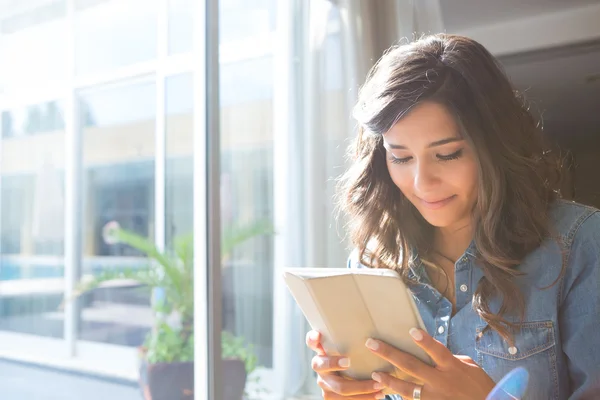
[114,229,185,297]
[221,331,258,375]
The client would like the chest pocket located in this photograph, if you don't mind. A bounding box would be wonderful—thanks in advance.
[475,320,555,360]
[475,320,558,400]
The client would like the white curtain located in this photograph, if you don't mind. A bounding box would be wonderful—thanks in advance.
[272,0,414,397]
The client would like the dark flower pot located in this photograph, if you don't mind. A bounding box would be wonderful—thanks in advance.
[223,358,247,400]
[138,349,248,400]
[139,352,193,400]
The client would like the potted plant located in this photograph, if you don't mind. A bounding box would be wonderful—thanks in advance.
[76,219,273,400]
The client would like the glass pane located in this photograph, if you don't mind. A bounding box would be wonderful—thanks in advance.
[0,101,66,338]
[0,1,68,96]
[220,0,276,43]
[77,81,155,347]
[168,0,193,54]
[166,73,193,248]
[219,1,276,398]
[74,0,158,75]
[1,101,65,139]
[137,73,196,399]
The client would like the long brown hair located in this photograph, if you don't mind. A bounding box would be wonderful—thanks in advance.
[340,34,561,342]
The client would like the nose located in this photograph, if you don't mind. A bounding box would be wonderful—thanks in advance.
[413,160,440,193]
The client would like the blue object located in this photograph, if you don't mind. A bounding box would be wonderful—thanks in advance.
[486,367,529,400]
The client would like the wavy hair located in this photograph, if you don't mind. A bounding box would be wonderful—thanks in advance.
[339,34,562,342]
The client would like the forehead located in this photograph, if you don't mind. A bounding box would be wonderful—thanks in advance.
[384,102,460,144]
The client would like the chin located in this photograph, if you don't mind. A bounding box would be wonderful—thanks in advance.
[415,207,465,228]
[421,215,456,228]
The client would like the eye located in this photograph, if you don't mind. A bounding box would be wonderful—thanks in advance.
[437,149,463,161]
[389,154,412,164]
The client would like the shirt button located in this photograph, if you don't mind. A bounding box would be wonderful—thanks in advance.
[437,326,445,334]
[459,284,468,292]
[508,346,518,355]
[461,257,468,263]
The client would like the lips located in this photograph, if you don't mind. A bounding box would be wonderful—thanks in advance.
[416,195,457,210]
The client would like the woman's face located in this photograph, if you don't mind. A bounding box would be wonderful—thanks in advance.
[383,101,479,230]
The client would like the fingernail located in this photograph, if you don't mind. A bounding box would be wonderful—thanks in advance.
[365,338,379,351]
[338,357,350,368]
[309,331,319,341]
[372,372,382,382]
[409,328,423,341]
[375,393,386,399]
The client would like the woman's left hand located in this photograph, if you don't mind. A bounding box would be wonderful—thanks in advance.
[366,328,496,400]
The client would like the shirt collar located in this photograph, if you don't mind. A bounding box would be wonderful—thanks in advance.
[406,240,477,281]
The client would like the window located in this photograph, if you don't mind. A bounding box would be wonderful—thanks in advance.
[1,101,65,138]
[0,0,389,398]
[166,73,193,248]
[76,81,156,347]
[168,0,194,54]
[1,98,66,341]
[0,1,68,97]
[74,0,158,75]
[218,1,277,397]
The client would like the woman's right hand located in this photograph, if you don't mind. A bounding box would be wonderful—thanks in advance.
[306,330,386,399]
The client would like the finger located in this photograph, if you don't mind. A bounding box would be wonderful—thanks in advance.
[322,390,386,400]
[408,328,455,367]
[321,389,386,400]
[305,330,326,356]
[317,373,383,396]
[372,372,426,399]
[311,355,351,373]
[455,355,478,366]
[365,338,434,382]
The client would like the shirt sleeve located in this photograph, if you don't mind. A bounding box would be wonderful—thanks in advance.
[560,211,600,399]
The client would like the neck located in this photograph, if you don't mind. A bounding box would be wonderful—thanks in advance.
[433,221,473,262]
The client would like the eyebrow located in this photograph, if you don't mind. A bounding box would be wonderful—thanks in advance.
[383,137,463,150]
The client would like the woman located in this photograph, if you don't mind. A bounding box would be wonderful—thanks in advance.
[306,34,600,400]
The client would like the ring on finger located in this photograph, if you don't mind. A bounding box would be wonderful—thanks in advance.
[412,384,423,400]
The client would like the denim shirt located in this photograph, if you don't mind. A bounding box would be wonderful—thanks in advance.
[347,200,600,399]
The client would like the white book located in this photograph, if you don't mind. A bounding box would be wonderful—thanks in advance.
[283,267,433,387]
